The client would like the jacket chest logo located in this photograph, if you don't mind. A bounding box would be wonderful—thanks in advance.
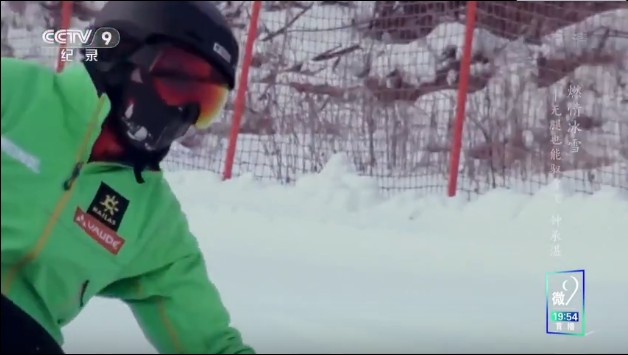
[74,183,130,255]
[87,183,129,231]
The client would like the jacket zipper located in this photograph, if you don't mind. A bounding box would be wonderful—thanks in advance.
[79,280,90,307]
[63,162,84,191]
[1,96,106,295]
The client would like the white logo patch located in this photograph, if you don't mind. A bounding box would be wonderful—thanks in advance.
[213,42,231,63]
[1,135,40,173]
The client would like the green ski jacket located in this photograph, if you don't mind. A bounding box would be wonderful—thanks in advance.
[1,57,254,354]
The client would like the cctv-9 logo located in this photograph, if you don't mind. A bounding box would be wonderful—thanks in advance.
[42,27,120,48]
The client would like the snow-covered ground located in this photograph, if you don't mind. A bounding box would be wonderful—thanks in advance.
[164,133,628,198]
[62,155,628,354]
[3,3,626,353]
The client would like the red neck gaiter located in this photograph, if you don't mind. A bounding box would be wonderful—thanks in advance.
[90,121,125,163]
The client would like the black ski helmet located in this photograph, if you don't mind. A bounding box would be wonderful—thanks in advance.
[81,1,240,166]
[91,1,239,89]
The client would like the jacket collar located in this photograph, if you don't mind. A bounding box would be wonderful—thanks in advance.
[57,63,112,136]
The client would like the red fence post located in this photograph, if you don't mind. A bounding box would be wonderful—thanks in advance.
[222,1,263,181]
[55,1,74,73]
[447,1,477,197]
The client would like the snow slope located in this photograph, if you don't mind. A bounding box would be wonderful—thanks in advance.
[62,155,628,354]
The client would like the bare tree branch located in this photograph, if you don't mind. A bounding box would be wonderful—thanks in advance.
[261,3,314,42]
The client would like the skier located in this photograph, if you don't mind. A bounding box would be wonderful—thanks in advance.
[1,2,254,354]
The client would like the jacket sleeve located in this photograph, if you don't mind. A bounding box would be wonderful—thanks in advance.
[99,207,255,354]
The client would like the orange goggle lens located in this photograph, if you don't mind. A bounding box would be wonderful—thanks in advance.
[149,45,229,129]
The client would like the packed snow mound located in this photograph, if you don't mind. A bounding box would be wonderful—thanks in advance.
[62,155,628,354]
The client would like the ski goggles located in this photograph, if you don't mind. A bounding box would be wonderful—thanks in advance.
[129,43,230,130]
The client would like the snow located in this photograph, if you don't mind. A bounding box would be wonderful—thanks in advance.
[2,3,626,352]
[165,133,628,198]
[62,155,628,353]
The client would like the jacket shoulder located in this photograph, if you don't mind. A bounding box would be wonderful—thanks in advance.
[1,57,54,77]
[150,177,198,248]
[122,175,201,277]
[1,58,55,124]
[1,58,55,94]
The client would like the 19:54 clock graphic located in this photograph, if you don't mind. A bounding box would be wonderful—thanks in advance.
[546,269,585,336]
